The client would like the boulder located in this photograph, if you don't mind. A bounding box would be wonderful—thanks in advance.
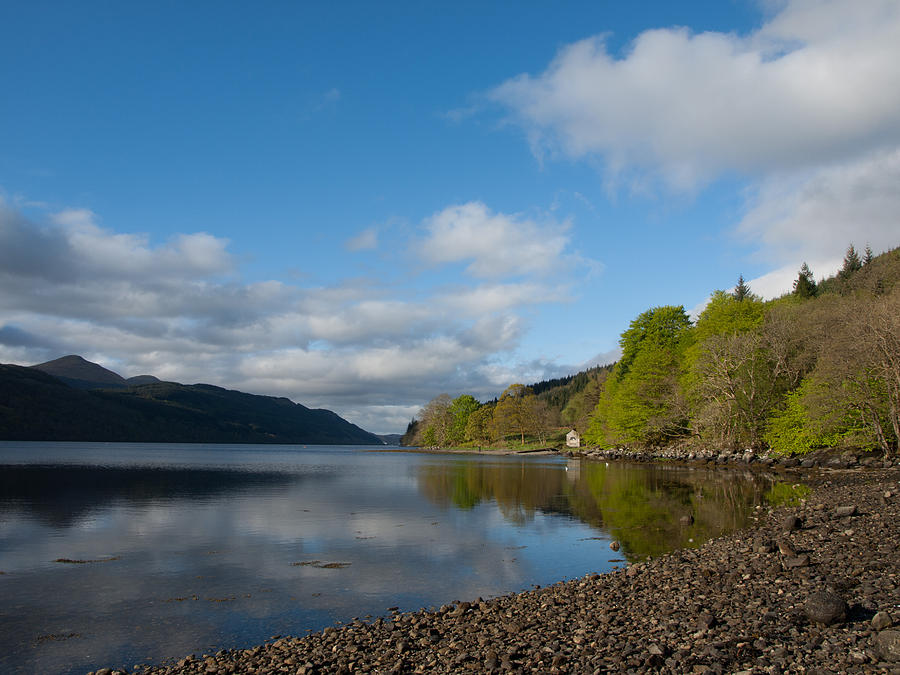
[872,611,894,631]
[804,591,847,625]
[875,631,900,662]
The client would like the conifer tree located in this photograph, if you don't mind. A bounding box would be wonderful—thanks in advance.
[864,245,874,266]
[839,244,862,279]
[733,274,751,301]
[793,262,817,298]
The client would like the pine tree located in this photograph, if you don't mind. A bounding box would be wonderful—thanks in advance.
[863,245,874,265]
[793,262,817,298]
[733,274,751,301]
[839,244,862,279]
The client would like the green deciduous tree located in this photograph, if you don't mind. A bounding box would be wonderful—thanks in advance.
[586,306,693,447]
[464,404,494,445]
[446,394,480,445]
[417,393,452,446]
[683,292,781,449]
[492,384,537,445]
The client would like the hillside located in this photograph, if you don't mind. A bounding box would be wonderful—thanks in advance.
[0,361,382,445]
[404,244,900,454]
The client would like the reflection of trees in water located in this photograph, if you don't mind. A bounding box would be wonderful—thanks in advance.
[418,460,569,525]
[417,460,775,561]
[0,465,300,528]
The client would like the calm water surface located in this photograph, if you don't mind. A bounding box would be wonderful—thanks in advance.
[0,442,780,674]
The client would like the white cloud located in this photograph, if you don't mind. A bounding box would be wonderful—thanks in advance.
[345,227,378,251]
[0,200,582,433]
[419,201,574,278]
[490,0,900,191]
[738,147,900,266]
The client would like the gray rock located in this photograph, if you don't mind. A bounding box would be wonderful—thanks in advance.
[834,505,857,517]
[873,611,894,631]
[875,631,900,662]
[804,591,847,625]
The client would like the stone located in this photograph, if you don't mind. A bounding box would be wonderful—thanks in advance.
[781,515,802,532]
[834,505,857,517]
[776,539,796,557]
[804,591,847,626]
[609,540,620,551]
[783,554,809,569]
[872,611,894,631]
[875,631,900,662]
[696,613,716,631]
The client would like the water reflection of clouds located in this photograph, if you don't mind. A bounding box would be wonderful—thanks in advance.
[0,454,537,674]
[0,446,773,675]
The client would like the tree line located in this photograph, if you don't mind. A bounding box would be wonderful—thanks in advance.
[586,244,899,456]
[404,244,900,456]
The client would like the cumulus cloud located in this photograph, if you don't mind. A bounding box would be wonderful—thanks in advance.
[488,0,900,287]
[418,201,573,278]
[0,201,582,433]
[490,0,900,191]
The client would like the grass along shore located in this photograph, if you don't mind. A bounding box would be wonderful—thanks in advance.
[89,463,900,674]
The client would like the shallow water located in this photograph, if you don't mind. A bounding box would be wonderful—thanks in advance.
[0,442,777,674]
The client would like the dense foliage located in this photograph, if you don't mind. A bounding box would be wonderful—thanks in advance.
[585,245,900,456]
[405,245,900,456]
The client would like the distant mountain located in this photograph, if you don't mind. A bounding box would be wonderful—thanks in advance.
[126,375,161,385]
[32,354,128,390]
[2,358,382,445]
[377,433,404,445]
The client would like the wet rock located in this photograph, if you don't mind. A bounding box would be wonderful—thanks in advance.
[804,591,847,625]
[609,540,619,551]
[872,611,894,631]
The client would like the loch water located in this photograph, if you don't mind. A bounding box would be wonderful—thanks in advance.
[0,442,782,674]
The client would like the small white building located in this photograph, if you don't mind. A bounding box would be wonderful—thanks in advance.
[566,429,581,448]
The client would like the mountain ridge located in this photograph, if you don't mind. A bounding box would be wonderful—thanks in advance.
[2,357,383,445]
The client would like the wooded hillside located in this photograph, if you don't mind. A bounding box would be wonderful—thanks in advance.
[404,244,900,456]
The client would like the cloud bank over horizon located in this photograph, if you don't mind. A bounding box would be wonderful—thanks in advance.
[0,199,595,433]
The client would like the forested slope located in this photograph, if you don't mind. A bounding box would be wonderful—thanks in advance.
[405,245,900,456]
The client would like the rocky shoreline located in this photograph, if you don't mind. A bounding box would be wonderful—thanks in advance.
[574,445,900,471]
[86,462,900,675]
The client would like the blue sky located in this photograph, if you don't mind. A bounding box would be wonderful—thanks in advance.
[2,1,899,433]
